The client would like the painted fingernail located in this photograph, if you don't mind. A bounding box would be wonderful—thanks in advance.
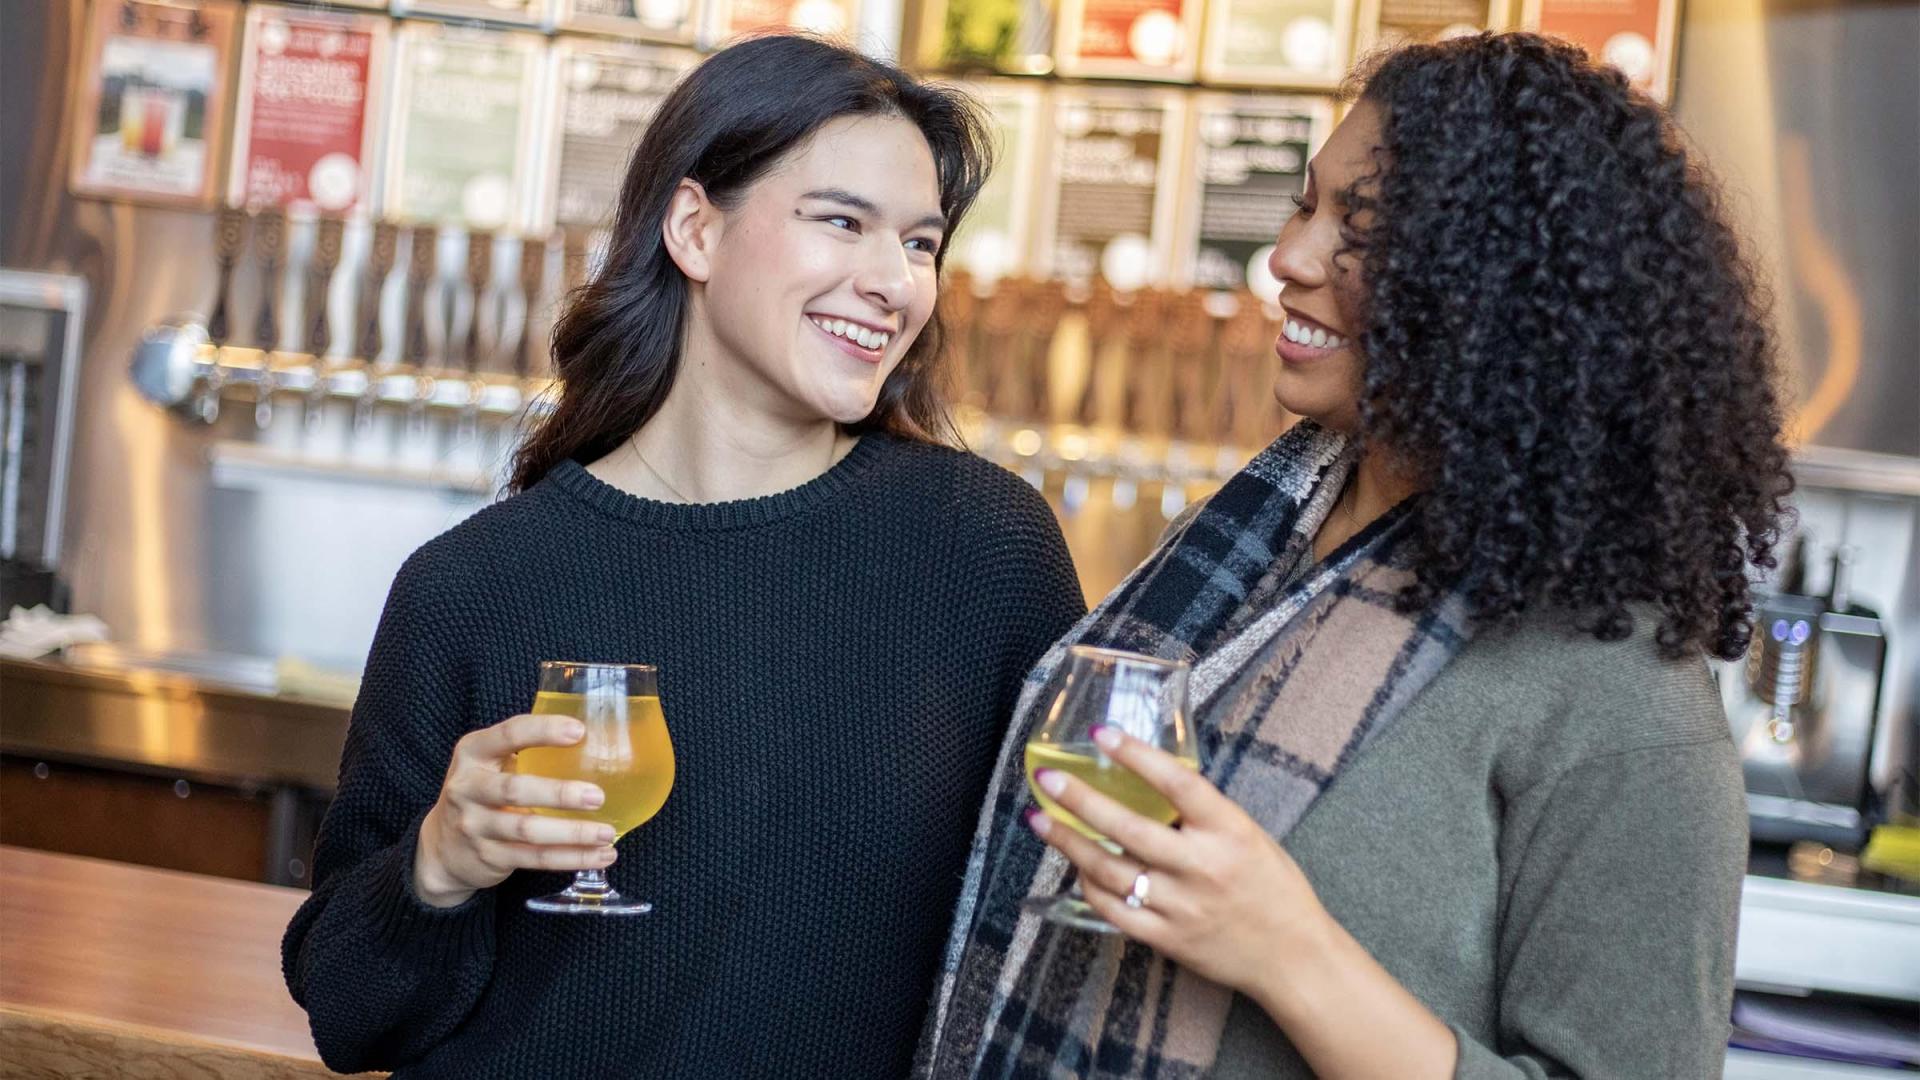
[1024,807,1053,836]
[594,826,616,843]
[1090,724,1121,750]
[582,786,605,809]
[1035,768,1066,797]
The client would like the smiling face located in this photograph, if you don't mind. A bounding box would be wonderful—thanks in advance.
[681,112,946,427]
[1266,100,1384,433]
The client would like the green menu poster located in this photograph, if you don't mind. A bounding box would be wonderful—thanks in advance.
[385,26,543,230]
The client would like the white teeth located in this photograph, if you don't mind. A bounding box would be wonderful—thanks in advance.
[812,316,891,351]
[1284,318,1345,350]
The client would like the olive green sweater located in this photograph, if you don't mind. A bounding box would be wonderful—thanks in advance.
[1212,610,1746,1079]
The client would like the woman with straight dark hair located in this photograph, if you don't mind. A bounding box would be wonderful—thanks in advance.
[282,35,1084,1078]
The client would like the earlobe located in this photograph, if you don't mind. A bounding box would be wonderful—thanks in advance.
[661,179,716,284]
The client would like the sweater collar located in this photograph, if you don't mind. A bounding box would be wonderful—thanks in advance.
[543,434,891,531]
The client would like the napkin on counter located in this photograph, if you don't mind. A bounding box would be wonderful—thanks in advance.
[0,604,108,659]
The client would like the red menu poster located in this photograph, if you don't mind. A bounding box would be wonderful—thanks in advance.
[1522,0,1678,102]
[228,5,387,214]
[1057,0,1204,80]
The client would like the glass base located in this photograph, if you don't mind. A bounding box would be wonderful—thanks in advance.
[525,871,652,916]
[1022,893,1121,934]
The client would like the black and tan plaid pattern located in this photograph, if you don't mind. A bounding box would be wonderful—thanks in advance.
[917,421,1474,1079]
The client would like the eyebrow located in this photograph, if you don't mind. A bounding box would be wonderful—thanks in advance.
[800,188,947,234]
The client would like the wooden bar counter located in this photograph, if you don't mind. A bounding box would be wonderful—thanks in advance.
[0,845,380,1077]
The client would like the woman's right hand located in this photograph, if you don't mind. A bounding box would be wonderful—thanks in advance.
[411,713,619,908]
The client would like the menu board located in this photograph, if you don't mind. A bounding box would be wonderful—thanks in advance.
[1359,0,1501,49]
[1181,94,1331,301]
[69,0,240,208]
[228,6,387,215]
[705,0,860,42]
[1056,0,1205,80]
[913,0,1055,74]
[559,0,702,43]
[948,81,1046,281]
[541,41,695,230]
[1200,0,1354,87]
[383,25,545,230]
[1522,0,1678,102]
[399,0,545,25]
[1038,89,1184,290]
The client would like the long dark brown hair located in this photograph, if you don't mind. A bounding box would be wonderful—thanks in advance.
[510,34,993,493]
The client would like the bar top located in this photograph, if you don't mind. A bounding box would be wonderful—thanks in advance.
[0,844,376,1077]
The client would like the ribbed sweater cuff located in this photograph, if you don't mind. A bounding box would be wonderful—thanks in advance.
[363,812,497,970]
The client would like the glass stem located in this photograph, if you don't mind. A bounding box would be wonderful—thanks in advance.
[571,868,612,897]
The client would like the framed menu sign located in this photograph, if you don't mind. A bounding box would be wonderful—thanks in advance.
[69,0,240,208]
[1200,0,1354,88]
[1180,94,1331,301]
[396,0,545,26]
[228,5,388,215]
[947,81,1046,281]
[383,24,545,230]
[1358,0,1501,50]
[1055,0,1205,80]
[911,0,1055,74]
[559,0,702,43]
[539,40,695,230]
[1522,0,1678,102]
[704,0,859,43]
[1037,89,1185,290]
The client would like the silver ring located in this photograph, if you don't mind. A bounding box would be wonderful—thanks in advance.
[1125,869,1151,910]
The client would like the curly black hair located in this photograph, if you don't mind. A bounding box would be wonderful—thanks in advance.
[1342,33,1793,661]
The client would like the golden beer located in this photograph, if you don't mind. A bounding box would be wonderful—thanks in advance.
[514,691,675,838]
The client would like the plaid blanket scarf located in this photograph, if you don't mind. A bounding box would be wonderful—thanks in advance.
[916,419,1474,1079]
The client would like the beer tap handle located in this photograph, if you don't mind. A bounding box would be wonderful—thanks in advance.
[1120,289,1163,433]
[207,207,247,348]
[980,282,1024,418]
[359,221,398,364]
[252,209,285,351]
[1076,282,1120,426]
[941,270,979,406]
[308,216,344,358]
[515,234,549,379]
[1167,292,1213,443]
[1027,281,1067,423]
[405,225,439,366]
[464,230,494,376]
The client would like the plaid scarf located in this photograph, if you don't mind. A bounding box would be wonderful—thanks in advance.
[917,420,1473,1079]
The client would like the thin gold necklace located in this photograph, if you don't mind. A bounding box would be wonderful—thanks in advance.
[630,432,845,504]
[629,441,693,504]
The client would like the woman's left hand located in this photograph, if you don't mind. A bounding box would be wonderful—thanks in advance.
[1026,724,1331,1001]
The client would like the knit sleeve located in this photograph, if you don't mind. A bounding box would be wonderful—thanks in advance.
[978,480,1087,717]
[1451,735,1747,1080]
[281,550,498,1073]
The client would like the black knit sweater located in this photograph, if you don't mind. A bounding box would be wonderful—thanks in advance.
[282,436,1085,1078]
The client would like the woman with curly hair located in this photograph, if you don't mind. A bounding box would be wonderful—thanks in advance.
[917,32,1791,1080]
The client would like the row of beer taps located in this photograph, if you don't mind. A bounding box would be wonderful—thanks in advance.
[132,209,1294,491]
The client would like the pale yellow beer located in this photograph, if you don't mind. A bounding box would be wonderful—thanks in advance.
[1024,741,1196,844]
[514,691,675,838]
